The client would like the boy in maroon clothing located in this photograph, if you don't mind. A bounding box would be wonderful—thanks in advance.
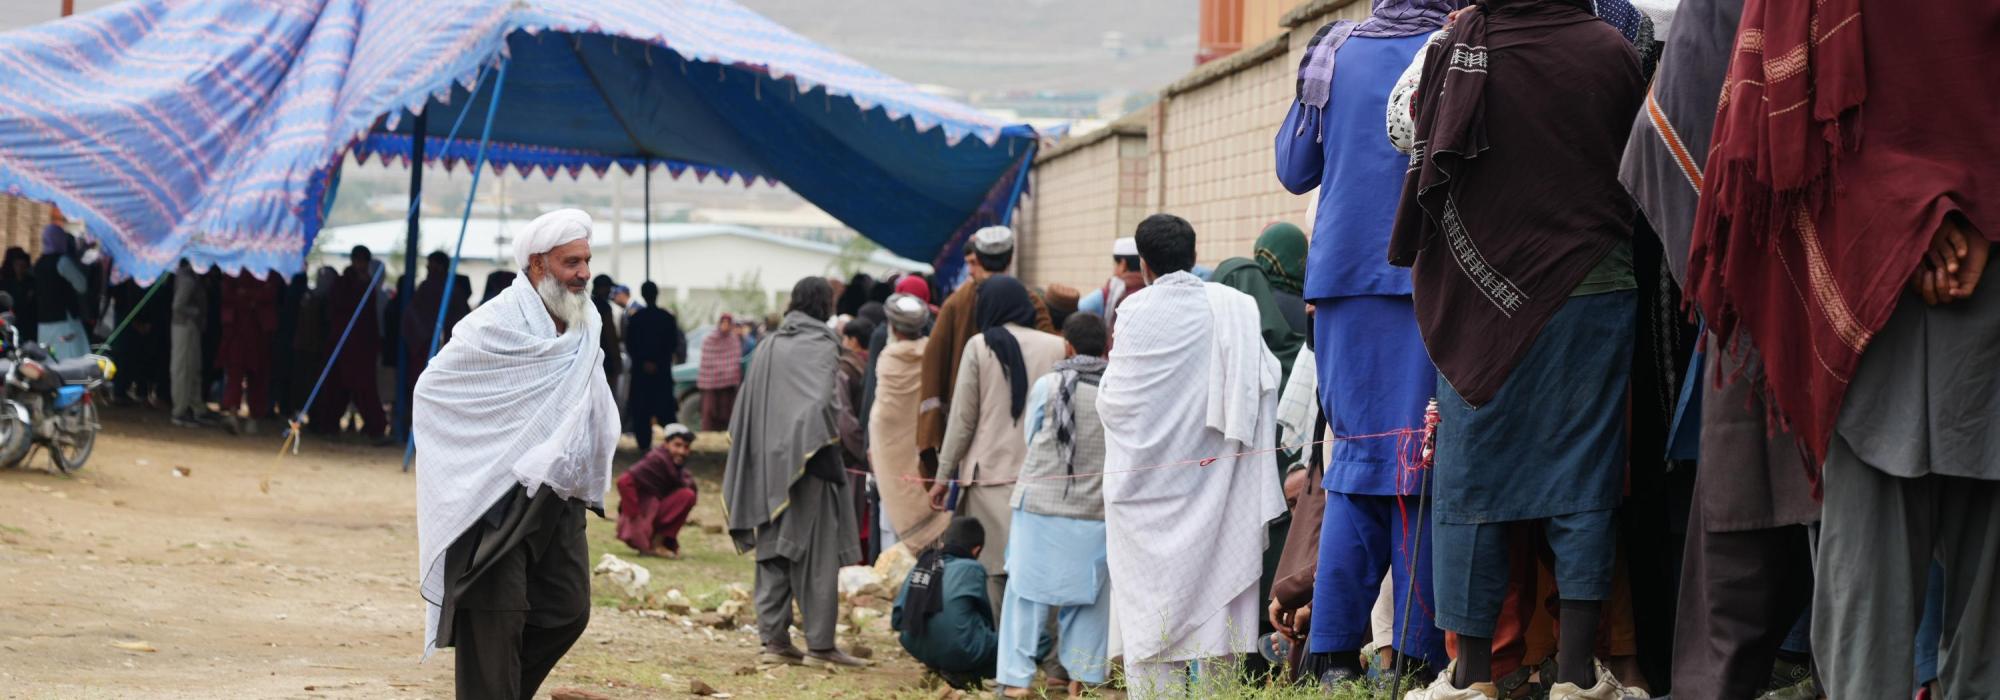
[616,424,698,558]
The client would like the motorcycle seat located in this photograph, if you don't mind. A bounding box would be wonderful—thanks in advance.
[46,357,104,384]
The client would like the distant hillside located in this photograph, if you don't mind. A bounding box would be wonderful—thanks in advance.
[736,0,1198,96]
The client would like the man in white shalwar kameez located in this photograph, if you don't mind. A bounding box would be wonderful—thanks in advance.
[414,209,621,699]
[1097,214,1287,698]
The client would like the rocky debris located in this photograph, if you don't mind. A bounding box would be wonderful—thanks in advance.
[688,678,722,696]
[837,565,886,601]
[715,598,745,623]
[848,606,884,630]
[549,689,612,700]
[873,543,918,590]
[591,554,651,599]
[110,641,157,653]
[659,588,693,614]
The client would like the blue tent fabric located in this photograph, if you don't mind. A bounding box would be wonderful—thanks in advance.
[0,0,1045,283]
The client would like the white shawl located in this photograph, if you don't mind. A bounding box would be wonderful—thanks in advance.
[1097,272,1286,663]
[413,276,619,654]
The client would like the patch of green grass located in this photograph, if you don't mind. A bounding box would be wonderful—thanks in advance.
[0,523,26,536]
[587,447,755,609]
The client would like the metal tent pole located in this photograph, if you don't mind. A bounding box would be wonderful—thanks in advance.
[393,112,426,444]
[643,165,652,282]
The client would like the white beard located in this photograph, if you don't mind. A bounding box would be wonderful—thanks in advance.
[535,274,589,330]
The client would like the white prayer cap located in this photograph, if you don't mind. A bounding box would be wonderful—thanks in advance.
[884,293,929,335]
[970,226,1015,256]
[661,423,696,444]
[514,209,594,271]
[1112,237,1138,257]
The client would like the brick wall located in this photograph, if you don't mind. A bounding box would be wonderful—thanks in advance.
[1017,0,1370,281]
[1153,38,1310,267]
[1021,126,1148,289]
[0,194,50,256]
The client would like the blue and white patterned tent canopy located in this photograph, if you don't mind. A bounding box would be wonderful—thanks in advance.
[0,0,1048,283]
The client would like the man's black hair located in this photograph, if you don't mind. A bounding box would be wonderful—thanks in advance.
[974,248,1013,273]
[1134,213,1196,276]
[942,516,985,552]
[640,281,659,306]
[843,316,876,345]
[787,276,835,322]
[350,245,372,262]
[1063,312,1108,358]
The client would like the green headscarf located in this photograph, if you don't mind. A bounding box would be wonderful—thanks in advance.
[1253,222,1308,295]
[1214,221,1310,387]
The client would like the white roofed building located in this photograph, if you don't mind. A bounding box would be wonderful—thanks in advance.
[312,218,930,322]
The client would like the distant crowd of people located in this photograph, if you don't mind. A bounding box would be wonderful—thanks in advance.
[69,237,795,446]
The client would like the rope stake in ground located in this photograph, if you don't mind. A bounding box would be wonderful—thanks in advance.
[280,262,384,456]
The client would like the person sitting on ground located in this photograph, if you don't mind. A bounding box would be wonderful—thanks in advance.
[616,423,699,559]
[894,516,1008,690]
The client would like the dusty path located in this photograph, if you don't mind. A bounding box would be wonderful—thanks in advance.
[0,408,930,699]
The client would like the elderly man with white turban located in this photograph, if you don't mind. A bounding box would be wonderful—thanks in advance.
[413,209,620,699]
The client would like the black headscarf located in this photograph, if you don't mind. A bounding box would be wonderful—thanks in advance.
[481,270,515,305]
[836,273,874,318]
[974,276,1037,420]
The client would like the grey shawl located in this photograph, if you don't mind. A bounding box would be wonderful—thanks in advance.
[721,310,843,553]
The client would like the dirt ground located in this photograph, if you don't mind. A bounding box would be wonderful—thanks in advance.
[0,408,937,699]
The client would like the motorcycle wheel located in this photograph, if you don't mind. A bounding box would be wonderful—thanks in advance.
[0,405,30,469]
[50,402,96,474]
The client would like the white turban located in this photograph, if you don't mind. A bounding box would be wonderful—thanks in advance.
[514,209,594,271]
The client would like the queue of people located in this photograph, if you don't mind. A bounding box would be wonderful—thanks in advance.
[402,1,1994,695]
[709,1,1997,698]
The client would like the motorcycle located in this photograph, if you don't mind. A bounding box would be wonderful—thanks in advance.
[0,295,115,473]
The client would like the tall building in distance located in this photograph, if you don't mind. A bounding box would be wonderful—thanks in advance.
[1198,0,1304,63]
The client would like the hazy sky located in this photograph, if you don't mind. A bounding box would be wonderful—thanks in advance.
[0,0,1194,97]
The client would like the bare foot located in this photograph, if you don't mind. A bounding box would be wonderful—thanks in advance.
[1068,680,1083,696]
[999,687,1032,699]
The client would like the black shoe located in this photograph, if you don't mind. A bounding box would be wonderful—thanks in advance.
[759,642,805,666]
[804,648,869,668]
